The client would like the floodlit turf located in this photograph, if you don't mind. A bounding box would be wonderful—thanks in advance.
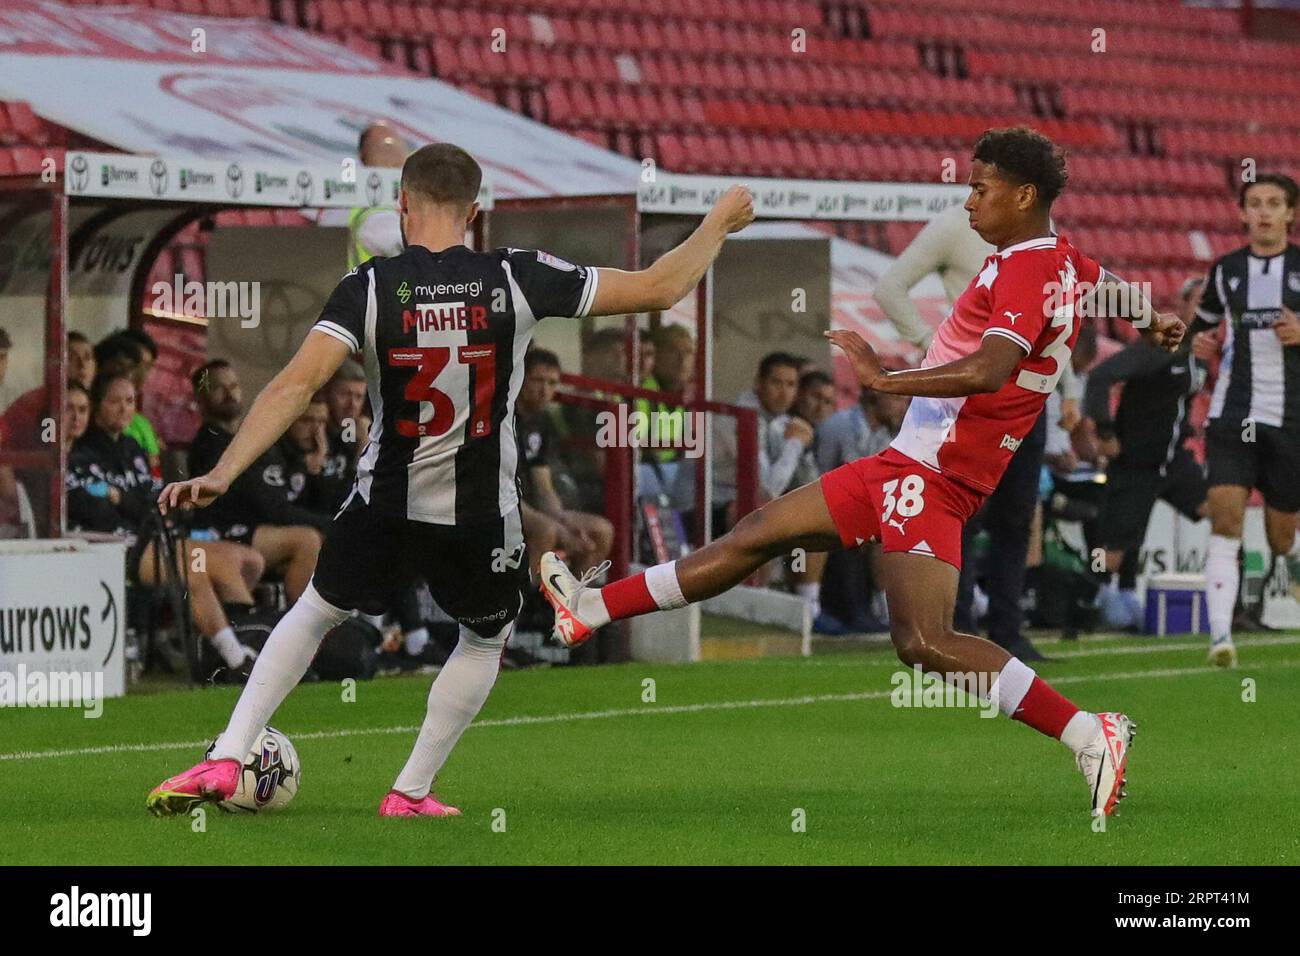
[2,632,1298,865]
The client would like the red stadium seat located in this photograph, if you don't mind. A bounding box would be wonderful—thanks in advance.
[363,0,394,37]
[309,0,346,35]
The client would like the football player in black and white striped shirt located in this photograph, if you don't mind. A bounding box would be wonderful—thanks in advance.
[1191,173,1300,667]
[147,143,755,817]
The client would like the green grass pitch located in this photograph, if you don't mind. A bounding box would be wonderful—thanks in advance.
[2,632,1298,865]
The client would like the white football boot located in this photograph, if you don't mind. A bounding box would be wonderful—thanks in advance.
[539,553,610,647]
[1076,711,1135,817]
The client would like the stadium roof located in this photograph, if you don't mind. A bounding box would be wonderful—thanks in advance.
[0,0,640,198]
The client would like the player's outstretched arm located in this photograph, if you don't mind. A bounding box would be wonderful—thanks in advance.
[159,331,353,513]
[586,185,755,317]
[826,329,1025,398]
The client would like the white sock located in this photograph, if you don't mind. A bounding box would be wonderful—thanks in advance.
[575,588,612,629]
[578,561,687,629]
[210,627,245,668]
[644,561,687,609]
[210,583,351,761]
[986,658,1098,753]
[1205,534,1240,642]
[1060,711,1102,755]
[987,657,1035,718]
[404,626,429,656]
[392,622,509,799]
[796,582,821,619]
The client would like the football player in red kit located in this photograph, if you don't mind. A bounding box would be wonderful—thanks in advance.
[542,127,1186,818]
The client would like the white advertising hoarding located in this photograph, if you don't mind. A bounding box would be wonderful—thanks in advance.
[0,540,127,707]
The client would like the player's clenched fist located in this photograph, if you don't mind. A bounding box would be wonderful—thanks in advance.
[1140,312,1186,353]
[824,328,884,389]
[1192,329,1220,361]
[707,185,755,234]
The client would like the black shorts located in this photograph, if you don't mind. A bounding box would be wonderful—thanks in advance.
[1100,449,1207,552]
[312,499,530,637]
[1205,419,1300,512]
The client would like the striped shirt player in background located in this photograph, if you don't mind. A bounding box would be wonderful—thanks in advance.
[1189,173,1300,668]
[145,143,756,818]
[543,128,1187,818]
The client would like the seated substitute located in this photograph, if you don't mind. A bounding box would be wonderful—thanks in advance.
[516,348,613,575]
[188,360,328,603]
[67,375,264,674]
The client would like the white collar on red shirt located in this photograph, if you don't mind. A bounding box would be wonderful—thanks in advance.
[997,235,1058,258]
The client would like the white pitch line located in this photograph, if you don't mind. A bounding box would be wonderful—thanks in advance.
[2,659,1297,764]
[795,633,1300,666]
[1049,634,1300,659]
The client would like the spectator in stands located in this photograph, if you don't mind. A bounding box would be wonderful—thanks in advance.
[279,395,344,517]
[1,330,106,534]
[68,331,95,389]
[117,327,164,474]
[516,349,613,575]
[771,368,844,632]
[636,324,694,464]
[743,355,815,502]
[324,359,370,475]
[68,372,262,675]
[675,351,812,539]
[348,121,410,269]
[772,369,836,496]
[638,328,657,382]
[1,330,99,451]
[583,326,628,383]
[93,332,141,383]
[62,379,89,450]
[188,359,326,603]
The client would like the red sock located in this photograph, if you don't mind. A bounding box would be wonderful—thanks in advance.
[600,572,657,621]
[1012,677,1080,739]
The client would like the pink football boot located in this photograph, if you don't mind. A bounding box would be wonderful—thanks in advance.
[378,790,461,818]
[146,758,240,816]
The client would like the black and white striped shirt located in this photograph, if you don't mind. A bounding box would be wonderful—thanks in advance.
[311,244,599,524]
[1197,243,1300,430]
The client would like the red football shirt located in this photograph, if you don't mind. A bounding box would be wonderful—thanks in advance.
[891,234,1101,494]
[0,385,50,451]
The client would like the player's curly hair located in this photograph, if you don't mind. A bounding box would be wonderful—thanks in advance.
[972,127,1068,207]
